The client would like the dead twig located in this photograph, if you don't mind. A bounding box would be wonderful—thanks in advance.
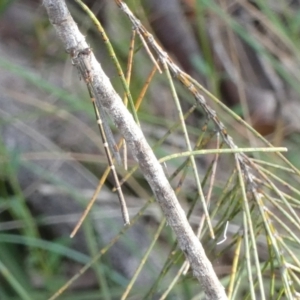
[43,0,227,299]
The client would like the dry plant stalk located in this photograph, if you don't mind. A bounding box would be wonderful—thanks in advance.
[43,0,227,299]
[70,47,130,233]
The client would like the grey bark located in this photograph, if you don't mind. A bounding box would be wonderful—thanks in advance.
[43,0,227,298]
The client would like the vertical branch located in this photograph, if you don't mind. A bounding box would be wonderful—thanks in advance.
[43,1,227,299]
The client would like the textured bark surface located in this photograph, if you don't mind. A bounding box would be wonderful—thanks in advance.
[43,0,227,298]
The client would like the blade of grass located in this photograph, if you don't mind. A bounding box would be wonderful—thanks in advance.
[0,260,31,300]
[162,59,214,239]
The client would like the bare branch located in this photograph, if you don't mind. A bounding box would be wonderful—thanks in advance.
[43,0,227,298]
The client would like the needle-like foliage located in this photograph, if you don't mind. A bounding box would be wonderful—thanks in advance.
[1,1,300,299]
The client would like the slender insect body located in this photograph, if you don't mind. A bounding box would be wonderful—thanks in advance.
[70,47,130,226]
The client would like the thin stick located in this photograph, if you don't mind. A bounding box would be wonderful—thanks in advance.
[70,167,110,238]
[70,48,130,235]
[124,29,136,104]
[44,1,228,297]
[137,32,162,73]
[121,219,166,300]
[135,65,157,110]
[122,29,136,170]
[74,0,140,126]
[159,147,287,163]
[163,59,214,239]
